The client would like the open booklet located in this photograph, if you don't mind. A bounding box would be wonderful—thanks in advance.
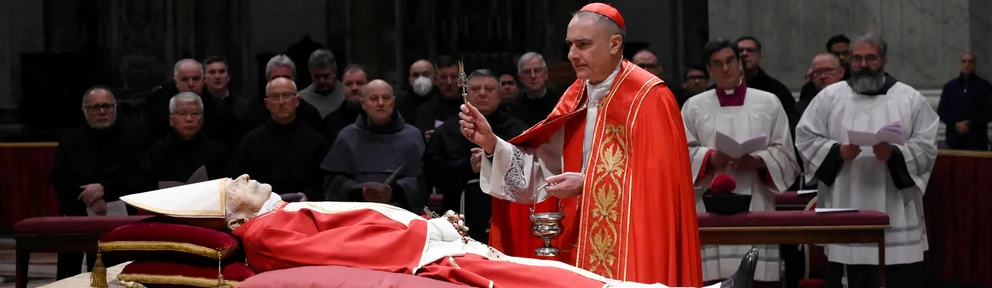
[847,122,906,146]
[715,132,767,159]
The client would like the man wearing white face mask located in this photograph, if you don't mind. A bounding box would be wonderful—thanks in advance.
[397,59,440,126]
[411,56,465,141]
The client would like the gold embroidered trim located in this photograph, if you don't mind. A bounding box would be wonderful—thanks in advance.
[117,273,240,288]
[99,241,236,260]
[121,179,228,216]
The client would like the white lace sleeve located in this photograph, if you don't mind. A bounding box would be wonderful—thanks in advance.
[479,129,564,204]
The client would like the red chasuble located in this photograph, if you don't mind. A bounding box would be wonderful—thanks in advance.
[487,60,703,286]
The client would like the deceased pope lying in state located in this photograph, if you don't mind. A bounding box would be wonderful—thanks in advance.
[117,175,756,288]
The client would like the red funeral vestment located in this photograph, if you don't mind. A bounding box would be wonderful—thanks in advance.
[487,60,703,286]
[233,202,607,288]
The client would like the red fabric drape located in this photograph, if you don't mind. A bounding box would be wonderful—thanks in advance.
[0,143,61,233]
[923,152,992,287]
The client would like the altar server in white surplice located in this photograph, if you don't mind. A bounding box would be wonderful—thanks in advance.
[683,39,799,285]
[795,33,937,288]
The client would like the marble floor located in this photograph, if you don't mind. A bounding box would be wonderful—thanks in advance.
[0,238,58,288]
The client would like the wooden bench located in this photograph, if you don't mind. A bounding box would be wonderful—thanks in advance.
[698,210,890,287]
[13,216,153,288]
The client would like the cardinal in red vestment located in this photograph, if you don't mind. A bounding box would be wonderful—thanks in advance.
[117,175,757,288]
[458,3,703,286]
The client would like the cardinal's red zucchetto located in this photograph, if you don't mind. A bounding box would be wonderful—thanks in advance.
[579,2,626,31]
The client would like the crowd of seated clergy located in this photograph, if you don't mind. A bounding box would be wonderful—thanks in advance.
[46,30,976,288]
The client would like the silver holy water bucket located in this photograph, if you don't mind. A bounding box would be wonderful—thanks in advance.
[529,185,565,257]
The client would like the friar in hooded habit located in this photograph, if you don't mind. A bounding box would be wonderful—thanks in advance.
[423,69,529,243]
[321,80,427,212]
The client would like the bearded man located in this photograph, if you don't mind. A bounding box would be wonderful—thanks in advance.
[795,33,938,288]
[116,175,758,288]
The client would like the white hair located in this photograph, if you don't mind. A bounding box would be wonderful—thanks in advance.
[852,32,888,57]
[265,55,296,79]
[517,52,547,73]
[168,92,204,113]
[81,86,115,106]
[265,77,299,94]
[173,59,204,78]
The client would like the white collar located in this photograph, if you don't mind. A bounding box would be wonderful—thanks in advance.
[585,62,623,105]
[255,193,285,216]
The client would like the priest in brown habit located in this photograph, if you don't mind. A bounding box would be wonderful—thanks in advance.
[49,87,147,279]
[321,79,426,211]
[423,69,529,243]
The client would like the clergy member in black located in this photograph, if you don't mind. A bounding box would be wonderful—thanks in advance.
[321,64,368,142]
[938,52,992,151]
[423,69,529,243]
[510,52,562,126]
[138,92,230,191]
[414,56,463,140]
[237,77,330,201]
[245,55,325,133]
[50,87,146,279]
[321,79,426,212]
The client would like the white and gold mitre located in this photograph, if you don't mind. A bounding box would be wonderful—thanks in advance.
[120,178,230,219]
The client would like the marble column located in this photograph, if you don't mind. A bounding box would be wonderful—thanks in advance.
[970,0,992,78]
[708,0,981,90]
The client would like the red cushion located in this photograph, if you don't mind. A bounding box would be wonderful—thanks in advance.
[238,266,470,288]
[775,191,814,206]
[799,278,826,288]
[13,216,155,234]
[698,210,890,227]
[117,261,254,288]
[100,222,240,263]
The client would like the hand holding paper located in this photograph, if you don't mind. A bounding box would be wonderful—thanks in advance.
[847,122,906,146]
[715,132,767,159]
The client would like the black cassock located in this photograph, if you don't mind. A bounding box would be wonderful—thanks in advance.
[236,118,330,201]
[413,96,463,134]
[320,101,362,143]
[320,112,426,212]
[423,110,529,243]
[137,131,232,191]
[49,124,146,279]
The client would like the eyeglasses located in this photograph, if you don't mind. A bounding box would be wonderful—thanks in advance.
[851,55,880,64]
[171,111,203,119]
[83,103,116,113]
[519,68,547,76]
[637,63,659,70]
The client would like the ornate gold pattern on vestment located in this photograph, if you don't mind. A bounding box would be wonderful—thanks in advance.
[583,124,627,278]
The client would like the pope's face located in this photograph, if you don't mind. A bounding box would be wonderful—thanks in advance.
[566,14,623,82]
[224,174,274,230]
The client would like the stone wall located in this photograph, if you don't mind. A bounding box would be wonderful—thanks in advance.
[708,0,992,90]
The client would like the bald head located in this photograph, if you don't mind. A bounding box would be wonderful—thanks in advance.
[361,79,396,125]
[632,49,661,76]
[810,53,843,89]
[362,79,393,97]
[962,52,977,75]
[811,53,841,68]
[265,77,297,94]
[408,59,435,87]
